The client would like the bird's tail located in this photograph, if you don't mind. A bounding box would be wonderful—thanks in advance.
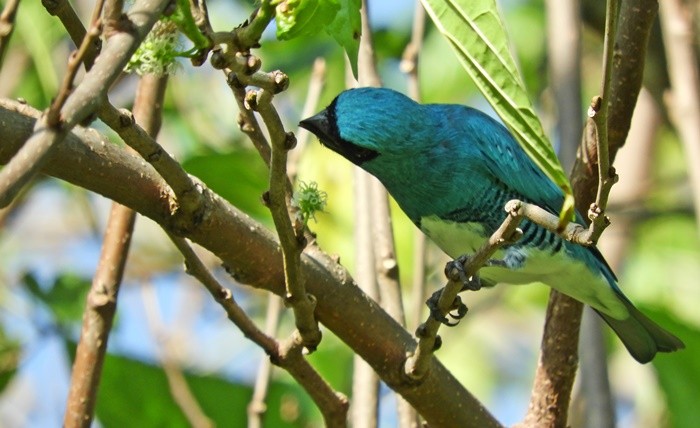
[594,297,684,364]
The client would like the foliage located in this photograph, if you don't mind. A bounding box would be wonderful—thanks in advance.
[274,0,362,76]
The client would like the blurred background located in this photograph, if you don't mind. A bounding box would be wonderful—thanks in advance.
[0,0,698,426]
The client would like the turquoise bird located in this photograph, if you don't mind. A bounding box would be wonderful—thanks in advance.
[299,87,684,363]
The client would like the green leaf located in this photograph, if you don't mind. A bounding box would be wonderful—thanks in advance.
[181,149,272,223]
[276,0,340,41]
[275,0,361,77]
[169,0,210,50]
[325,0,362,77]
[420,0,573,214]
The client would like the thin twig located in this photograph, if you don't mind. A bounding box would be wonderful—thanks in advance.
[47,26,102,126]
[46,0,105,126]
[167,235,349,427]
[571,0,658,207]
[42,0,101,69]
[0,0,169,208]
[247,56,326,428]
[250,87,322,351]
[227,73,272,165]
[0,0,20,67]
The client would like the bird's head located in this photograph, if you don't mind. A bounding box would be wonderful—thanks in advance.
[299,87,426,167]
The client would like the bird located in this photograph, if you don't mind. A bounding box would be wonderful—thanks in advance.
[299,87,684,363]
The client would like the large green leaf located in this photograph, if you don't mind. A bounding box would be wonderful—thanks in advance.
[420,0,575,221]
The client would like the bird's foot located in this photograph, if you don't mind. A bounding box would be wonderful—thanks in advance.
[444,256,482,291]
[426,289,468,326]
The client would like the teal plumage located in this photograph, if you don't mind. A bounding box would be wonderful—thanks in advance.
[300,87,684,363]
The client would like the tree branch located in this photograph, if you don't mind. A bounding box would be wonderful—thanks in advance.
[41,0,206,234]
[0,0,168,208]
[249,87,323,351]
[526,1,660,426]
[167,235,348,427]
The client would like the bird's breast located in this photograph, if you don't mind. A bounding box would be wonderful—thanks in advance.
[419,215,488,258]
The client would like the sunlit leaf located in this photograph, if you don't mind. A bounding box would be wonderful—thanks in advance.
[181,149,272,223]
[275,0,361,77]
[420,0,574,220]
[325,0,361,77]
[276,0,340,40]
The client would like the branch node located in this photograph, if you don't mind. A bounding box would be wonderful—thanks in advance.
[244,89,259,111]
[260,190,271,207]
[284,131,297,150]
[270,70,289,93]
[118,108,135,127]
[210,49,227,69]
[226,72,244,89]
[238,52,261,74]
[433,335,442,351]
[589,95,603,116]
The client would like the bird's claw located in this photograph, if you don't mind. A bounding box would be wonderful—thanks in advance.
[444,256,482,291]
[426,290,469,327]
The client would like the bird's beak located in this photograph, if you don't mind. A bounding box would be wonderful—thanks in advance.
[299,110,332,142]
[300,107,380,165]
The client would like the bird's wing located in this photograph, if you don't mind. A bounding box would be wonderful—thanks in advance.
[455,106,566,215]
